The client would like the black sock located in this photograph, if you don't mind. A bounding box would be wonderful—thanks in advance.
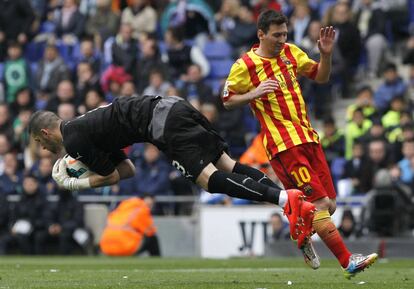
[233,162,282,196]
[207,170,280,204]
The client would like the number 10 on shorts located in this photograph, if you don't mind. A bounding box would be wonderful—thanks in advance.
[290,166,311,187]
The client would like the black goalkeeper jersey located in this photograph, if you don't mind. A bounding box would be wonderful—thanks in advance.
[61,95,161,176]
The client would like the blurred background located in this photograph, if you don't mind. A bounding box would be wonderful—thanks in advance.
[0,0,413,259]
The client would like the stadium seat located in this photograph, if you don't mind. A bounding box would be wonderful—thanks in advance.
[203,40,232,60]
[208,59,234,79]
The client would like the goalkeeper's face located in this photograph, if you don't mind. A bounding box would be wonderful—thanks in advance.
[32,130,62,154]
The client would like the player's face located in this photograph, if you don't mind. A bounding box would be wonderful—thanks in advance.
[32,130,62,154]
[259,23,288,55]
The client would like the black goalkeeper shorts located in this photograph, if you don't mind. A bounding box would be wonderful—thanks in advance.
[162,100,228,181]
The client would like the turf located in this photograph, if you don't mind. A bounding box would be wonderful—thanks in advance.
[0,257,412,289]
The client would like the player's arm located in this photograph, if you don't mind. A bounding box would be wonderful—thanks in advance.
[223,80,279,110]
[222,60,279,110]
[314,26,335,84]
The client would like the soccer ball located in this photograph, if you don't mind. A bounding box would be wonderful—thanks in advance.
[63,154,92,179]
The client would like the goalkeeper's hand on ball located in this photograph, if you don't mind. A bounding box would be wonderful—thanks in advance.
[52,158,91,191]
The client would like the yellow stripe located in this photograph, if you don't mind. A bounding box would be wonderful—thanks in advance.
[313,210,331,222]
[254,98,287,153]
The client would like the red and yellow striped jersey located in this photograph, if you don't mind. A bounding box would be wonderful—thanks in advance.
[223,43,320,159]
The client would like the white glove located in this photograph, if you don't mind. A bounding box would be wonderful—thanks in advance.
[52,158,91,191]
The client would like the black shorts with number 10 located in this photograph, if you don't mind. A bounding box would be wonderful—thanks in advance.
[163,101,228,181]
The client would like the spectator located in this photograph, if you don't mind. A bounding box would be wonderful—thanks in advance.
[55,0,86,44]
[389,122,414,162]
[0,174,47,254]
[136,36,168,93]
[30,156,57,195]
[357,119,387,150]
[0,152,24,195]
[0,103,14,141]
[75,38,101,74]
[359,139,391,193]
[108,23,139,78]
[177,64,213,109]
[142,69,171,97]
[57,103,77,121]
[45,80,78,113]
[252,0,281,21]
[346,85,377,122]
[0,0,35,61]
[215,0,241,38]
[341,141,366,195]
[374,63,408,114]
[226,6,257,56]
[268,212,290,242]
[133,144,173,215]
[35,44,71,104]
[121,0,157,41]
[300,20,337,118]
[75,61,101,103]
[345,108,372,159]
[120,80,137,97]
[3,43,30,104]
[34,188,87,254]
[338,209,357,239]
[395,139,414,185]
[288,2,313,46]
[320,116,345,166]
[327,2,361,98]
[353,0,388,78]
[9,87,36,118]
[79,88,106,114]
[100,195,160,256]
[381,96,405,131]
[12,108,32,151]
[163,26,210,79]
[85,0,120,50]
[160,0,216,40]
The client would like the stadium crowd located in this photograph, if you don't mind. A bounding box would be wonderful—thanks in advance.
[0,0,413,254]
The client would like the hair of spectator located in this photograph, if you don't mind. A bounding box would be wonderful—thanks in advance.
[168,26,185,42]
[28,111,61,136]
[257,10,288,34]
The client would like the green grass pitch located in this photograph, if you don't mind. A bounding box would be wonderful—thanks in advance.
[0,257,413,289]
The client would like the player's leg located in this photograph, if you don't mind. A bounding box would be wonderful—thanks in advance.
[215,152,283,190]
[271,143,377,275]
[196,162,282,205]
[206,152,316,242]
[310,146,377,277]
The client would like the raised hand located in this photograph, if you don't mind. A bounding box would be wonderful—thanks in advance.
[317,26,335,56]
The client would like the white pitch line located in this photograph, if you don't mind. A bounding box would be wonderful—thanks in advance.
[35,268,337,273]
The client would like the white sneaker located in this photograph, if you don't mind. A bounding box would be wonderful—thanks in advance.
[343,253,378,279]
[301,239,320,269]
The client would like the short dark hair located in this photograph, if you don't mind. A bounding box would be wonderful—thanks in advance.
[257,10,288,34]
[28,111,61,136]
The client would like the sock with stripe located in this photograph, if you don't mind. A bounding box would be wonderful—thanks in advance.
[232,162,283,191]
[207,170,280,204]
[312,210,352,268]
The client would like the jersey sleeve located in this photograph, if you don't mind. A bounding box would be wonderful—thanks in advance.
[65,133,118,176]
[222,59,250,102]
[290,44,319,80]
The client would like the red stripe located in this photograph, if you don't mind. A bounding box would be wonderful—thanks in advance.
[261,58,294,147]
[278,47,311,142]
[284,46,318,139]
[241,54,279,154]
